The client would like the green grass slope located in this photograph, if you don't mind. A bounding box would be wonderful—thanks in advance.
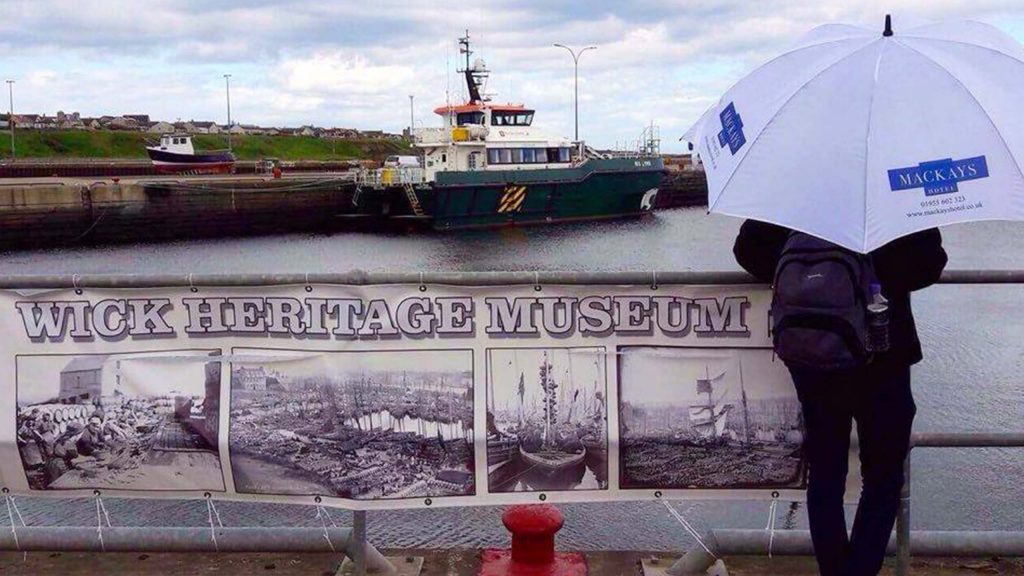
[8,130,412,161]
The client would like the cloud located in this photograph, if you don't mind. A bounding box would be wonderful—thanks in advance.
[1,0,1023,151]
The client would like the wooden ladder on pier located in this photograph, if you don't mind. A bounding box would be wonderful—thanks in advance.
[403,183,425,216]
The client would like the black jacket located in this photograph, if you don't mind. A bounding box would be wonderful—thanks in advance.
[733,220,948,366]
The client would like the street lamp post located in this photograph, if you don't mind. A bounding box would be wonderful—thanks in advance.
[553,44,596,142]
[409,94,415,138]
[224,74,232,152]
[5,80,14,159]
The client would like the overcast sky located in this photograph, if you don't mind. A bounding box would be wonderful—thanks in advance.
[3,1,1023,151]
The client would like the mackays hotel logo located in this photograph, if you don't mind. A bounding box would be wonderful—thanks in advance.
[888,155,989,196]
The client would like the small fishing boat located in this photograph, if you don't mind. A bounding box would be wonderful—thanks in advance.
[689,367,734,440]
[146,134,235,174]
[580,435,606,461]
[519,444,585,471]
[487,433,520,467]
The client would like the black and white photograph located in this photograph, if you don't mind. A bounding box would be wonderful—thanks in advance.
[618,347,806,490]
[229,348,475,500]
[486,347,608,493]
[15,350,224,491]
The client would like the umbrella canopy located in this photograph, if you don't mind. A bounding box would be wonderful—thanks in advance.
[685,16,1024,253]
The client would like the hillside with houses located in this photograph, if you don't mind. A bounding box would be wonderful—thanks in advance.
[0,111,405,140]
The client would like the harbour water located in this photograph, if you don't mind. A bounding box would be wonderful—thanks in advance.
[1,208,1022,550]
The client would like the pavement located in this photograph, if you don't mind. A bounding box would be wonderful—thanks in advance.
[0,550,1020,575]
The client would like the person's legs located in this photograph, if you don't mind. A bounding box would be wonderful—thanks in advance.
[790,367,856,576]
[848,361,915,576]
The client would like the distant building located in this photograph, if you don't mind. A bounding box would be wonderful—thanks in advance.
[58,355,122,404]
[147,121,175,133]
[192,121,220,134]
[232,367,267,391]
[124,114,150,125]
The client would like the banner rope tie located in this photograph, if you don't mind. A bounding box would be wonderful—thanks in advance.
[661,499,717,559]
[205,493,223,551]
[4,490,26,552]
[765,494,779,558]
[94,492,111,551]
[314,501,336,552]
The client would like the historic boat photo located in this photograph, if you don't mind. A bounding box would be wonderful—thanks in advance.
[15,350,224,491]
[486,347,608,493]
[228,348,475,500]
[618,347,806,490]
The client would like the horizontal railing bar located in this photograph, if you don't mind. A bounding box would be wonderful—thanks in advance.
[0,527,354,553]
[911,432,1024,448]
[0,269,1022,289]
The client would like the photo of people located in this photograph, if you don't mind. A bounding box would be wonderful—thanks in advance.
[486,347,608,493]
[229,348,474,500]
[618,346,806,490]
[15,350,224,491]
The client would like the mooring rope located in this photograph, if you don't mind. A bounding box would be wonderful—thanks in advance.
[661,499,718,559]
[4,491,26,552]
[205,494,223,551]
[314,503,337,553]
[94,492,111,551]
[765,495,779,558]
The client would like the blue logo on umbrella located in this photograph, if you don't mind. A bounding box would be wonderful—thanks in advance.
[717,102,746,155]
[888,156,989,196]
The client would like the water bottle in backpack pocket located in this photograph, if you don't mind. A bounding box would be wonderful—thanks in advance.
[770,232,880,370]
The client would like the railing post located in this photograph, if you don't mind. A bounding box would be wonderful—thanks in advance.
[896,450,912,576]
[353,510,367,576]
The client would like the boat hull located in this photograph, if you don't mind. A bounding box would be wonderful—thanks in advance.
[146,148,236,175]
[419,157,665,230]
[519,445,586,471]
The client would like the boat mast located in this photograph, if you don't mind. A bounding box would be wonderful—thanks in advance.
[457,30,489,104]
[739,355,751,445]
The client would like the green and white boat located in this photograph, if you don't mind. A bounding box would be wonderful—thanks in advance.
[401,32,665,230]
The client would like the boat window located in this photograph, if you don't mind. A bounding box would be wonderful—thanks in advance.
[558,148,571,162]
[534,148,548,163]
[511,149,523,163]
[499,149,512,164]
[456,111,484,125]
[442,153,447,163]
[490,111,535,126]
[488,149,500,164]
[522,149,535,163]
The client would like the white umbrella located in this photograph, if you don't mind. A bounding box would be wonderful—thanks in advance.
[684,15,1024,253]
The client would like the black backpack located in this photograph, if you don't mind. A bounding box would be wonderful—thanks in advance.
[770,232,878,370]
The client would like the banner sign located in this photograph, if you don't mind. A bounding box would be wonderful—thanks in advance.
[0,283,818,509]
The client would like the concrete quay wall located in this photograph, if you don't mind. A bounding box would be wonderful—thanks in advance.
[0,177,358,248]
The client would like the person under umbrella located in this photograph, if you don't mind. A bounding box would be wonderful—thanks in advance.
[685,13,1024,576]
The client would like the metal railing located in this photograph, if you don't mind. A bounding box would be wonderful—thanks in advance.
[0,268,1021,575]
[354,166,425,189]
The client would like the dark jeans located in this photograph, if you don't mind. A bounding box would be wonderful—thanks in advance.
[789,360,916,576]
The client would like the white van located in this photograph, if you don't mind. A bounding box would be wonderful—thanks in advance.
[383,155,421,168]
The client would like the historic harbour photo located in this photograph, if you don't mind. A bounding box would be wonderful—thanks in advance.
[486,347,608,493]
[229,348,475,500]
[15,350,225,491]
[618,347,806,490]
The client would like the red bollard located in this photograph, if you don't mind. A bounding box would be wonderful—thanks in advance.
[478,504,587,576]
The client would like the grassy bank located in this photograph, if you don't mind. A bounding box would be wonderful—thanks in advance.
[7,130,412,161]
